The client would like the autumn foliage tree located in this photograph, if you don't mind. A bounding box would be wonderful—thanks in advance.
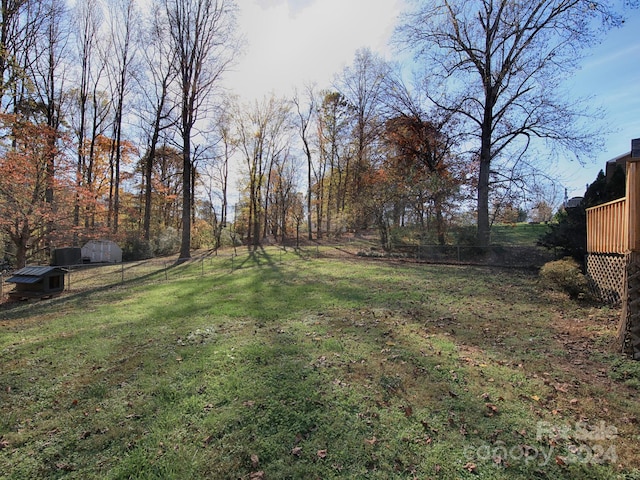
[0,114,74,268]
[382,115,462,244]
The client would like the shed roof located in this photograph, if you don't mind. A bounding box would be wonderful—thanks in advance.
[7,266,66,284]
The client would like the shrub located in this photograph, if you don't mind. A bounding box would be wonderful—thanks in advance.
[538,206,586,264]
[539,257,590,299]
[192,220,215,250]
[217,227,242,248]
[122,236,153,261]
[452,225,477,246]
[153,227,181,256]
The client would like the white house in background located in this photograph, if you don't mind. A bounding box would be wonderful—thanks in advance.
[81,240,122,263]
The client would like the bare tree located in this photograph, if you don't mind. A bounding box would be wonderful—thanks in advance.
[397,0,628,247]
[0,0,44,111]
[29,0,70,252]
[293,85,316,240]
[335,48,390,231]
[316,91,351,237]
[70,0,103,236]
[202,96,237,249]
[267,149,299,242]
[103,0,140,233]
[137,3,178,242]
[235,95,293,246]
[161,0,238,260]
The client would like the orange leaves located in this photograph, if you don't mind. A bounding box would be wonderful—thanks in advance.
[0,114,76,266]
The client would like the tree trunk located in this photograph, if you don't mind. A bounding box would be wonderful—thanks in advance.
[477,89,494,248]
[142,145,156,241]
[179,123,192,260]
[434,195,446,246]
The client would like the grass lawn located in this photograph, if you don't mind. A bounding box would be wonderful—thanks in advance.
[490,223,550,246]
[1,247,639,479]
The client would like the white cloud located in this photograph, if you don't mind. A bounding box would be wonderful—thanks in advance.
[224,0,404,100]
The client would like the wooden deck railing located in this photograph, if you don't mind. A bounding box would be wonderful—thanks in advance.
[586,197,628,254]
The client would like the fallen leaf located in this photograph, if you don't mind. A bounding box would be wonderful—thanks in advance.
[463,462,477,473]
[569,398,579,405]
[403,405,413,417]
[317,449,327,459]
[531,395,540,402]
[364,437,377,445]
[249,471,265,480]
[485,403,499,415]
[251,454,259,468]
[55,462,75,472]
[291,446,302,457]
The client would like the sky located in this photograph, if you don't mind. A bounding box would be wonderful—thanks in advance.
[557,12,640,197]
[224,0,403,99]
[225,0,640,201]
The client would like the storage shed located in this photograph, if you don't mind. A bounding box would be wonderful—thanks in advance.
[51,247,82,266]
[81,240,122,263]
[6,266,66,299]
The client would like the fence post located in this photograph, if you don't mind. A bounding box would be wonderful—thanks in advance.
[201,258,204,276]
[121,263,124,283]
[165,262,168,281]
[67,268,71,291]
[1,271,3,300]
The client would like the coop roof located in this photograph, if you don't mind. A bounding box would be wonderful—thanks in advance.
[6,266,66,284]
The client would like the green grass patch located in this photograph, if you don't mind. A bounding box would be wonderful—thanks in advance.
[490,223,550,246]
[1,247,638,479]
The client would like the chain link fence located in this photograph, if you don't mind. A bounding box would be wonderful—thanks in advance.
[0,247,319,302]
[357,244,559,268]
[0,243,557,303]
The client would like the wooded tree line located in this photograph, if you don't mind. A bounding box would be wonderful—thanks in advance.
[0,0,630,267]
